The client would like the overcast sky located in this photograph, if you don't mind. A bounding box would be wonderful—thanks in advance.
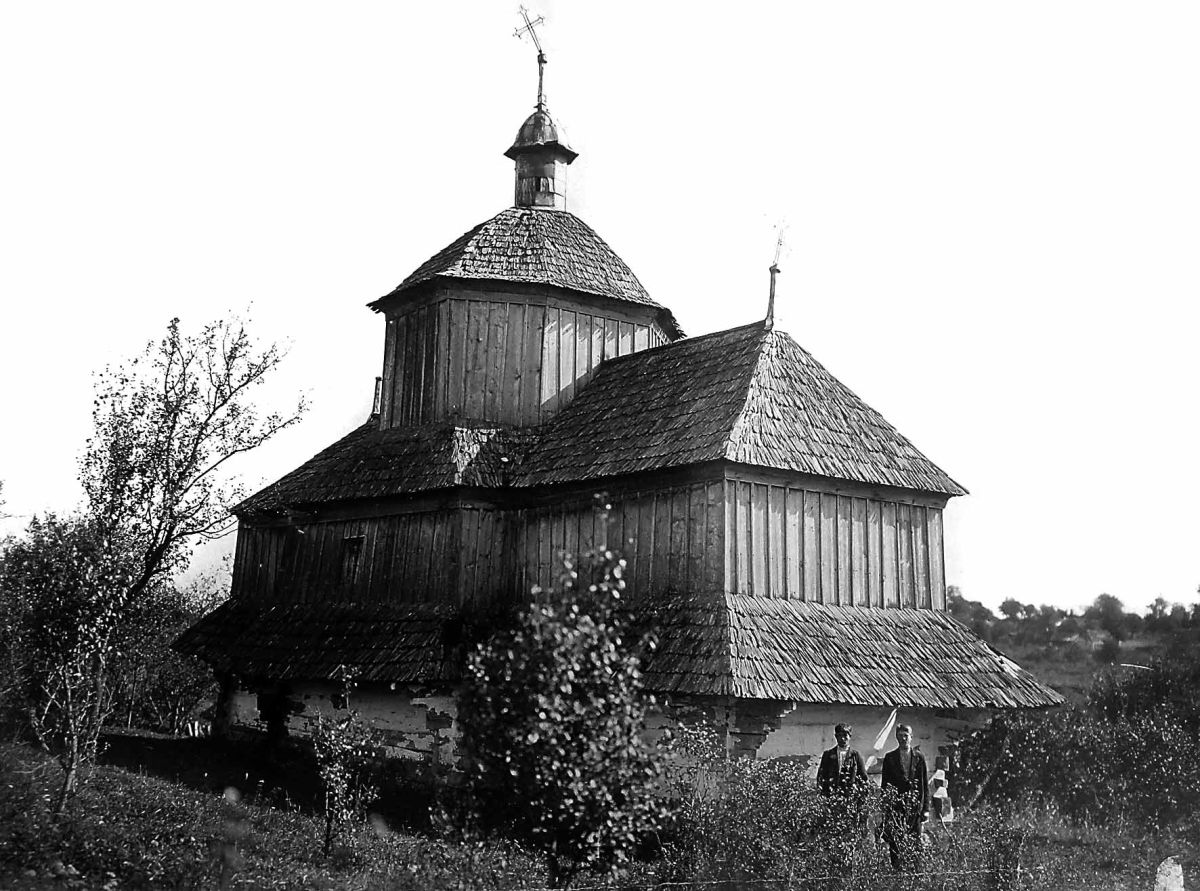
[2,2,1197,614]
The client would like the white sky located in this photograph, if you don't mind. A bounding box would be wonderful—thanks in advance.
[1,2,1197,614]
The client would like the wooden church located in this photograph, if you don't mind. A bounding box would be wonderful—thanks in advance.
[176,41,1061,767]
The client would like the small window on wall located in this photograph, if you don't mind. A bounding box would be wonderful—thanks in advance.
[341,535,365,588]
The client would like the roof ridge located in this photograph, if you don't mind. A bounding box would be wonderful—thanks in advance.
[766,329,967,495]
[722,325,776,461]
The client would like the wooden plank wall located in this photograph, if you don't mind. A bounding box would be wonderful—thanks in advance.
[382,296,670,428]
[232,509,512,608]
[513,481,726,602]
[229,483,947,611]
[723,480,946,609]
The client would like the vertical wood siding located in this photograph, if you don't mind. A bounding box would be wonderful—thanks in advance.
[382,296,670,428]
[230,481,946,613]
[232,509,512,607]
[514,482,726,602]
[722,480,947,607]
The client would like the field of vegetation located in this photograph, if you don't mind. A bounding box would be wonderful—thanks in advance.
[1,711,1198,890]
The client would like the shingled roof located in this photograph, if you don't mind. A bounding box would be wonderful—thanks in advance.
[236,421,532,513]
[176,596,1062,708]
[374,207,682,338]
[173,600,457,683]
[517,321,967,496]
[643,597,1062,708]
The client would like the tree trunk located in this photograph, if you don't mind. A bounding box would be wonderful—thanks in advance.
[54,763,77,818]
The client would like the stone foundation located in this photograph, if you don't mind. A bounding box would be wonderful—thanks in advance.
[223,682,992,778]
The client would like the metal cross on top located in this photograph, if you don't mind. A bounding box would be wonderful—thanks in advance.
[766,224,787,329]
[514,6,548,110]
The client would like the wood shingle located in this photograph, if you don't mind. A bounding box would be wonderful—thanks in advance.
[642,597,1063,708]
[517,321,967,496]
[373,207,683,338]
[178,596,1063,709]
[236,422,532,512]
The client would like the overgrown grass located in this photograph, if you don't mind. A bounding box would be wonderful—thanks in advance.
[0,741,544,890]
[2,736,1198,890]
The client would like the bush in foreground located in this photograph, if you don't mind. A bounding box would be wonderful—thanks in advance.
[958,660,1200,830]
[458,544,667,888]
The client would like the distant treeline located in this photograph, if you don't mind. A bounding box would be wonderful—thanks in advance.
[948,587,1200,652]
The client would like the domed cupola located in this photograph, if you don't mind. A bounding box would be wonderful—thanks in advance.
[503,16,578,211]
[506,104,576,211]
[505,105,577,210]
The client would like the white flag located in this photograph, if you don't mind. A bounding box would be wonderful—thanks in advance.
[864,707,899,770]
[872,707,898,753]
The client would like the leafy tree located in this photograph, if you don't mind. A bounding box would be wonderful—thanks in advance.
[1085,593,1131,643]
[1022,604,1064,644]
[947,586,995,641]
[998,598,1025,621]
[2,317,302,812]
[458,543,667,888]
[1055,614,1084,640]
[1147,597,1170,625]
[81,316,306,609]
[107,576,221,733]
[0,515,132,814]
[1169,604,1190,630]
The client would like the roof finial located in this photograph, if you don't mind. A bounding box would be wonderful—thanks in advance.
[514,6,547,110]
[766,225,786,330]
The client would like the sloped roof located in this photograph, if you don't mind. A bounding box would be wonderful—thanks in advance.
[374,207,682,338]
[176,596,1062,709]
[642,597,1062,708]
[236,421,532,513]
[173,600,457,683]
[517,322,967,496]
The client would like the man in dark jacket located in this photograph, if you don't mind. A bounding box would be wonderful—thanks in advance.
[816,723,869,843]
[880,723,929,871]
[816,723,869,797]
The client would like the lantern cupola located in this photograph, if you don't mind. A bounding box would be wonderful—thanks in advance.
[505,12,577,209]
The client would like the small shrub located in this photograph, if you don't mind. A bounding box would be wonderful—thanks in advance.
[311,672,377,858]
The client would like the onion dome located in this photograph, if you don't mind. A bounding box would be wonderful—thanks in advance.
[505,108,578,163]
[504,106,577,210]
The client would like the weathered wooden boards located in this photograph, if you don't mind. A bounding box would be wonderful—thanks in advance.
[233,509,509,609]
[514,481,726,602]
[380,294,669,428]
[233,473,946,610]
[723,478,946,609]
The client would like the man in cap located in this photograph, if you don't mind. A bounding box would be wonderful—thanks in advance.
[880,723,929,871]
[816,723,869,798]
[816,722,869,843]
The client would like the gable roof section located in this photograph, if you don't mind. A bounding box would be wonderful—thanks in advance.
[236,420,531,513]
[643,597,1063,708]
[516,322,966,496]
[374,207,682,338]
